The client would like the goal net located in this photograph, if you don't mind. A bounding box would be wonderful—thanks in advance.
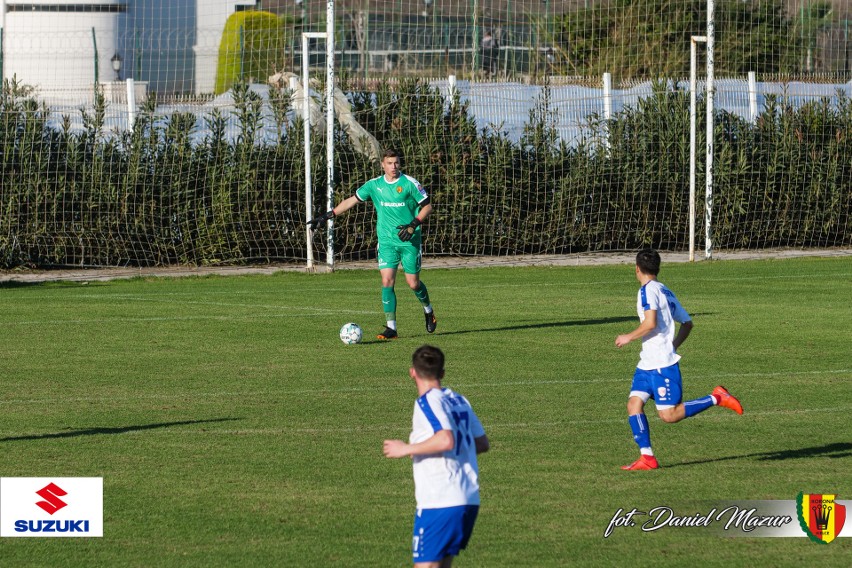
[0,0,849,268]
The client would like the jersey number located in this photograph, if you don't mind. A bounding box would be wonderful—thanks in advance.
[451,411,472,455]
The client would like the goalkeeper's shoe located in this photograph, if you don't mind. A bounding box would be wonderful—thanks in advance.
[712,385,743,415]
[621,455,660,471]
[425,310,437,334]
[377,327,399,340]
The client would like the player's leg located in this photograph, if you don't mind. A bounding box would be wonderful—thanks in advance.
[655,365,742,421]
[404,271,437,334]
[401,244,436,333]
[623,370,659,470]
[624,397,658,470]
[663,387,742,418]
[663,394,715,422]
[649,364,688,423]
[657,395,740,423]
[454,504,479,556]
[377,243,401,339]
[378,266,398,339]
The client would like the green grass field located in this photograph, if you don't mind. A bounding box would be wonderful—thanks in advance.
[0,257,850,567]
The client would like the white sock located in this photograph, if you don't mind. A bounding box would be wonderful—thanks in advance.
[640,448,654,457]
[424,305,433,314]
[387,320,397,330]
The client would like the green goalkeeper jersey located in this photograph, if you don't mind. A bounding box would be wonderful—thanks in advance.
[355,173,429,244]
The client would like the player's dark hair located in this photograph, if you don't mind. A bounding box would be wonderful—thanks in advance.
[382,148,402,163]
[412,345,444,380]
[636,248,661,276]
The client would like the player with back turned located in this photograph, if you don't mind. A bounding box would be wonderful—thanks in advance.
[615,249,744,470]
[308,149,437,340]
[384,345,489,568]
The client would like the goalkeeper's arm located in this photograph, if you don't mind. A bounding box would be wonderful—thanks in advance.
[308,195,362,228]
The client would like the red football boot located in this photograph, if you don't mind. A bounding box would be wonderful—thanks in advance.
[712,385,744,415]
[621,455,660,470]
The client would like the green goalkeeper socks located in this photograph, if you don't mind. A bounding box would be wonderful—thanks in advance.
[413,281,431,308]
[382,286,397,322]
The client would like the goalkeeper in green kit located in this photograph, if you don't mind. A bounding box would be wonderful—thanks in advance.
[308,149,436,340]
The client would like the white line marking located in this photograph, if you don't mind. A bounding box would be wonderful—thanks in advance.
[2,270,846,326]
[3,405,845,439]
[1,369,847,406]
[6,307,377,325]
[1,270,847,301]
[467,271,852,289]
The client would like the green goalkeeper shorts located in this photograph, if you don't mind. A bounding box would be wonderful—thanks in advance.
[377,240,422,274]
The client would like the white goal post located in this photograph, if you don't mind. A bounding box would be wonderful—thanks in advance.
[689,0,716,262]
[301,30,333,271]
[705,0,716,262]
[302,0,336,271]
[689,35,706,263]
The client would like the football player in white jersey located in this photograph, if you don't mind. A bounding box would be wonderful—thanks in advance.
[615,249,743,470]
[384,345,489,567]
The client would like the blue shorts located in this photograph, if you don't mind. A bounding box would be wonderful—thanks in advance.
[412,505,479,563]
[629,363,683,409]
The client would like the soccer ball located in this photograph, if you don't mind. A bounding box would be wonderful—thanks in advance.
[339,322,363,345]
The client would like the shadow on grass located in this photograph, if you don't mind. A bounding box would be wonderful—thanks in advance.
[408,316,638,339]
[359,313,714,343]
[0,280,50,289]
[0,417,241,443]
[667,442,852,468]
[0,280,107,289]
[358,317,637,344]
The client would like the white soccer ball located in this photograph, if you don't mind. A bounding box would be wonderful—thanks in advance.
[339,322,363,345]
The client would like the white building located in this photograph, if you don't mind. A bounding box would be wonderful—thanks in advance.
[0,0,257,96]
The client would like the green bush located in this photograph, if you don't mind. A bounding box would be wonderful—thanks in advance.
[214,11,287,95]
[0,76,849,268]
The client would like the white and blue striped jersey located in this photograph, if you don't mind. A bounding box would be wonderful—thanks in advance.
[410,387,485,509]
[636,280,691,370]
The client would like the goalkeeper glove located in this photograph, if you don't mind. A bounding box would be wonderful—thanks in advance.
[307,210,335,229]
[396,218,421,242]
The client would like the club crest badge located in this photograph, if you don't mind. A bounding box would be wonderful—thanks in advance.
[397,186,403,193]
[797,493,846,544]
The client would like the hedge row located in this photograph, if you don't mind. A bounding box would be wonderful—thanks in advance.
[0,78,849,268]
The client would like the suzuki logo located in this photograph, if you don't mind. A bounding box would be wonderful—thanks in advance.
[35,483,68,515]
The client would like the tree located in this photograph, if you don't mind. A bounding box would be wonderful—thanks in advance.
[560,0,803,80]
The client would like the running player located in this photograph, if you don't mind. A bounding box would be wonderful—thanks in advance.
[616,249,744,470]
